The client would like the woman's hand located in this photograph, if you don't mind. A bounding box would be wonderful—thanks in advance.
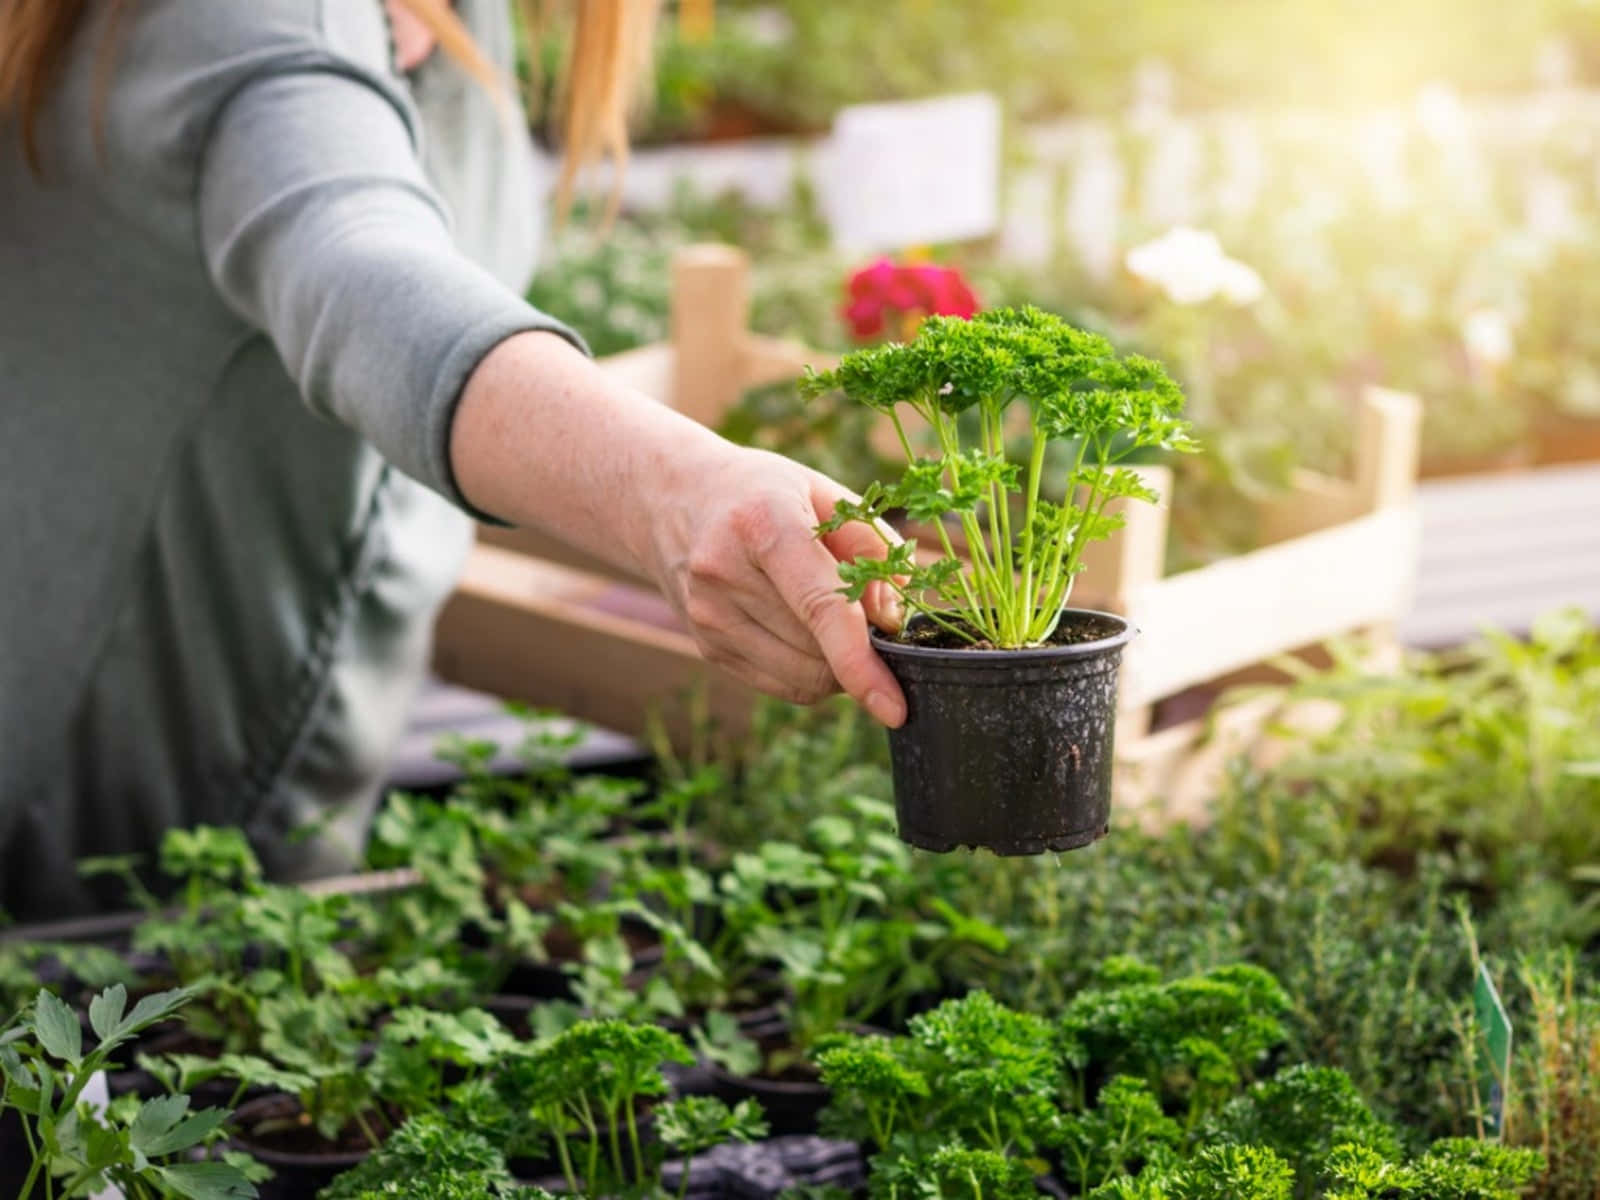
[450,330,908,728]
[641,443,907,727]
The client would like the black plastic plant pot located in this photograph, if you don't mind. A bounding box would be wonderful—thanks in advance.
[228,1094,373,1200]
[872,609,1135,855]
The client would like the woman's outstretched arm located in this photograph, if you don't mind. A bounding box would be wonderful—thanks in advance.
[451,329,907,727]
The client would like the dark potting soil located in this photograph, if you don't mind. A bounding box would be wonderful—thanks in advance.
[233,1094,388,1158]
[894,610,1125,651]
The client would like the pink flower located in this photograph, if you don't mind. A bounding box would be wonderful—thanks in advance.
[842,258,980,342]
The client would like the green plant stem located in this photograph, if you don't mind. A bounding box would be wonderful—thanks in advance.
[1030,464,1112,642]
[930,406,1004,640]
[990,404,1018,637]
[579,1097,601,1194]
[353,1106,383,1150]
[1017,422,1050,629]
[1024,432,1100,640]
[978,406,1014,642]
[888,413,984,625]
[18,1143,44,1200]
[553,1126,581,1198]
[626,1096,646,1192]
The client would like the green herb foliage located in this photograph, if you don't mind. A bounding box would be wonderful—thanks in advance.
[0,984,257,1200]
[496,1018,693,1197]
[802,307,1196,647]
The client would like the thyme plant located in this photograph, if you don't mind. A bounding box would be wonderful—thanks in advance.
[801,307,1196,649]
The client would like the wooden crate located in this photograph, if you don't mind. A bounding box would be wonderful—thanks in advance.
[434,244,1423,823]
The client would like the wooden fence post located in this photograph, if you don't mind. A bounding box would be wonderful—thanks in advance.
[670,244,751,428]
[1353,386,1422,513]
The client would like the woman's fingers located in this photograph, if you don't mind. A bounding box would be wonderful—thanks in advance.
[746,512,906,729]
[667,452,907,728]
[694,601,838,704]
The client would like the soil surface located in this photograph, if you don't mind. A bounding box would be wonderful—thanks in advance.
[235,1095,387,1159]
[891,611,1123,651]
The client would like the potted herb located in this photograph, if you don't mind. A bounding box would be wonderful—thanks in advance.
[801,307,1197,854]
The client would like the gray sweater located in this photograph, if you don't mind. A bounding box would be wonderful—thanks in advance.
[0,0,581,917]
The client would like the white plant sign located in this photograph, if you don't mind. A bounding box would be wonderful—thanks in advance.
[819,92,1002,252]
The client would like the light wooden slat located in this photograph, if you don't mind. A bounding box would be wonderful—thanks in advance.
[1257,469,1360,544]
[671,245,752,427]
[433,545,756,745]
[742,335,835,390]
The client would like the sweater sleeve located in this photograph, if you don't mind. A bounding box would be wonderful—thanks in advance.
[197,62,586,515]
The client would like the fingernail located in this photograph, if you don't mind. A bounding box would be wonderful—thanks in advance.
[866,689,905,729]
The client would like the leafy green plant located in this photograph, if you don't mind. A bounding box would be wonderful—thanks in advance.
[366,718,647,995]
[1321,1139,1545,1199]
[903,992,1060,1155]
[317,1112,530,1200]
[873,1143,1040,1200]
[1052,1075,1183,1193]
[1264,610,1600,893]
[1057,959,1291,1124]
[368,1006,521,1120]
[814,1033,928,1148]
[1203,1064,1398,1195]
[819,990,1167,1195]
[1090,1144,1295,1199]
[761,799,1007,1060]
[226,991,384,1149]
[0,984,257,1199]
[802,306,1196,648]
[655,1096,768,1200]
[496,1018,694,1196]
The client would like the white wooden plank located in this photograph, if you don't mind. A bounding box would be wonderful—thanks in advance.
[1119,506,1420,706]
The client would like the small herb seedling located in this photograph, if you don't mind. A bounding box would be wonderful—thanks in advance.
[802,307,1196,648]
[0,984,257,1199]
[655,1096,768,1200]
[498,1018,694,1197]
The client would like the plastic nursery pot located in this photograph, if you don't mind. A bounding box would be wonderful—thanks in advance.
[228,1093,375,1200]
[872,609,1135,855]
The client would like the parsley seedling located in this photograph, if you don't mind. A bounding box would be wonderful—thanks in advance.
[802,307,1197,648]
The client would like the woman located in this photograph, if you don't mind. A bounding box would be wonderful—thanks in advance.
[0,0,905,919]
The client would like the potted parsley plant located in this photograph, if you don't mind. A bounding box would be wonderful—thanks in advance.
[801,307,1196,854]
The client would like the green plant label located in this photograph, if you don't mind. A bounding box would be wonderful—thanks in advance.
[1472,963,1513,1139]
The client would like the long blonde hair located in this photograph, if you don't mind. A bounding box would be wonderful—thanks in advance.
[0,0,658,217]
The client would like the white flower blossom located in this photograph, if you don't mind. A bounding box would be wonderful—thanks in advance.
[1124,226,1265,307]
[1461,308,1515,370]
[1415,83,1470,146]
